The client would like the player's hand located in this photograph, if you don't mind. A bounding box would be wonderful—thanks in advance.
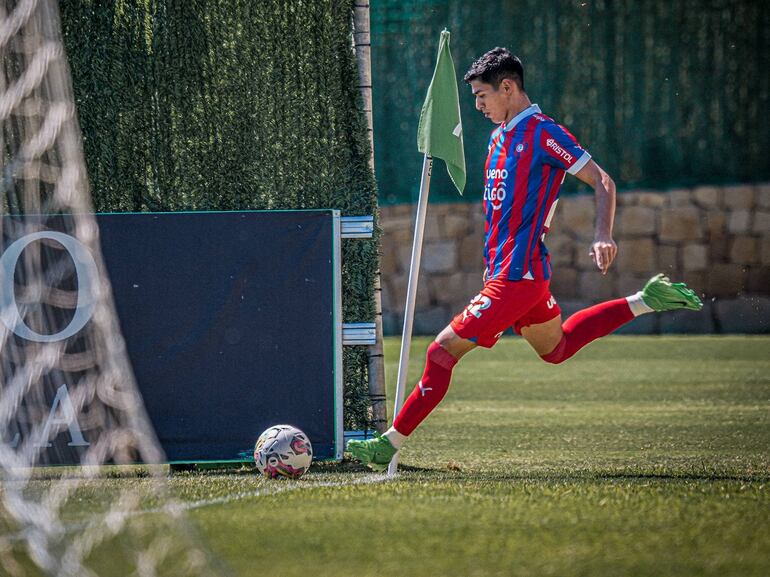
[589,236,617,275]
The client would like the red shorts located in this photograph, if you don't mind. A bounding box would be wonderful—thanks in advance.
[450,278,562,348]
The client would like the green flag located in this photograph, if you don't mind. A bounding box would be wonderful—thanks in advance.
[417,29,466,194]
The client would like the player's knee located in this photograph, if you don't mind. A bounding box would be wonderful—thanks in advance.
[541,352,565,364]
[434,326,474,361]
[426,340,459,371]
[435,324,458,347]
[539,335,567,364]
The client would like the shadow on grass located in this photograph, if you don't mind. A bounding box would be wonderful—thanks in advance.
[167,457,770,484]
[166,457,438,477]
[24,460,769,484]
[588,471,770,482]
[391,468,770,483]
[317,463,770,484]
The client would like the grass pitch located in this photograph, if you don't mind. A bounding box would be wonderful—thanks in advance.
[6,335,770,576]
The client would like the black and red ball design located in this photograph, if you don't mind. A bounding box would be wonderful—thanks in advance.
[253,425,313,479]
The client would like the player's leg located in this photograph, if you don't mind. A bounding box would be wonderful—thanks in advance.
[398,281,548,438]
[387,324,475,439]
[522,273,702,364]
[347,279,542,470]
[522,297,634,362]
[519,314,564,356]
[346,326,474,470]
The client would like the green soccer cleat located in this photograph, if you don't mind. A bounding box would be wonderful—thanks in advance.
[346,434,397,472]
[641,273,703,312]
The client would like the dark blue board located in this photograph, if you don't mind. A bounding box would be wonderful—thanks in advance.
[97,210,338,461]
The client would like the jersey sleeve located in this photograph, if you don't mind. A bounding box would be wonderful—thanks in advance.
[539,122,591,175]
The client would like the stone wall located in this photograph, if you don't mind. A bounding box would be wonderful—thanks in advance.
[379,184,770,335]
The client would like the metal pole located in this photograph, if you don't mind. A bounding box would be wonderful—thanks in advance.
[388,153,432,475]
[353,1,387,434]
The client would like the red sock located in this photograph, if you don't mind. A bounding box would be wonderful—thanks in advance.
[393,341,458,436]
[541,298,634,364]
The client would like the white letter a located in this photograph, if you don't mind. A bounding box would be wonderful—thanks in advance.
[35,384,90,447]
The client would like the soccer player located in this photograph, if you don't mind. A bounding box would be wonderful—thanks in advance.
[348,47,703,471]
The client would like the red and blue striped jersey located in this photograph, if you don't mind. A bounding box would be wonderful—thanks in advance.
[483,104,590,281]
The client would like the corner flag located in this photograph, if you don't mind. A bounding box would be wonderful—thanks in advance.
[417,29,466,194]
[388,30,465,475]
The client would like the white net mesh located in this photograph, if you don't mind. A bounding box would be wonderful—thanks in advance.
[0,1,221,575]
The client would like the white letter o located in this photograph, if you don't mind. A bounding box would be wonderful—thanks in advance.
[0,232,98,342]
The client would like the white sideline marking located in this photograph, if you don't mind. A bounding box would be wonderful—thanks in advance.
[4,473,393,543]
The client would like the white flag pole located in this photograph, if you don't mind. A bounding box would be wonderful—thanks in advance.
[388,153,433,476]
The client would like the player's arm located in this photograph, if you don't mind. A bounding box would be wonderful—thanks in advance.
[574,159,617,274]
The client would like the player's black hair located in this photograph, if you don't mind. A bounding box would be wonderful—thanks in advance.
[463,47,524,90]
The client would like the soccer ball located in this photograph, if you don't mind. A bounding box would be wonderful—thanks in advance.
[253,425,313,479]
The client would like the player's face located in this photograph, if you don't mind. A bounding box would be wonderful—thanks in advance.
[470,80,508,124]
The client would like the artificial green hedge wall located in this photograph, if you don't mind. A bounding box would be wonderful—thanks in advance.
[60,0,378,430]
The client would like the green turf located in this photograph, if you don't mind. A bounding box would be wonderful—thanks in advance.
[191,335,770,577]
[4,336,770,577]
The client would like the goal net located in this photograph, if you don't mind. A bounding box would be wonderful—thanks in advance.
[0,1,219,575]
